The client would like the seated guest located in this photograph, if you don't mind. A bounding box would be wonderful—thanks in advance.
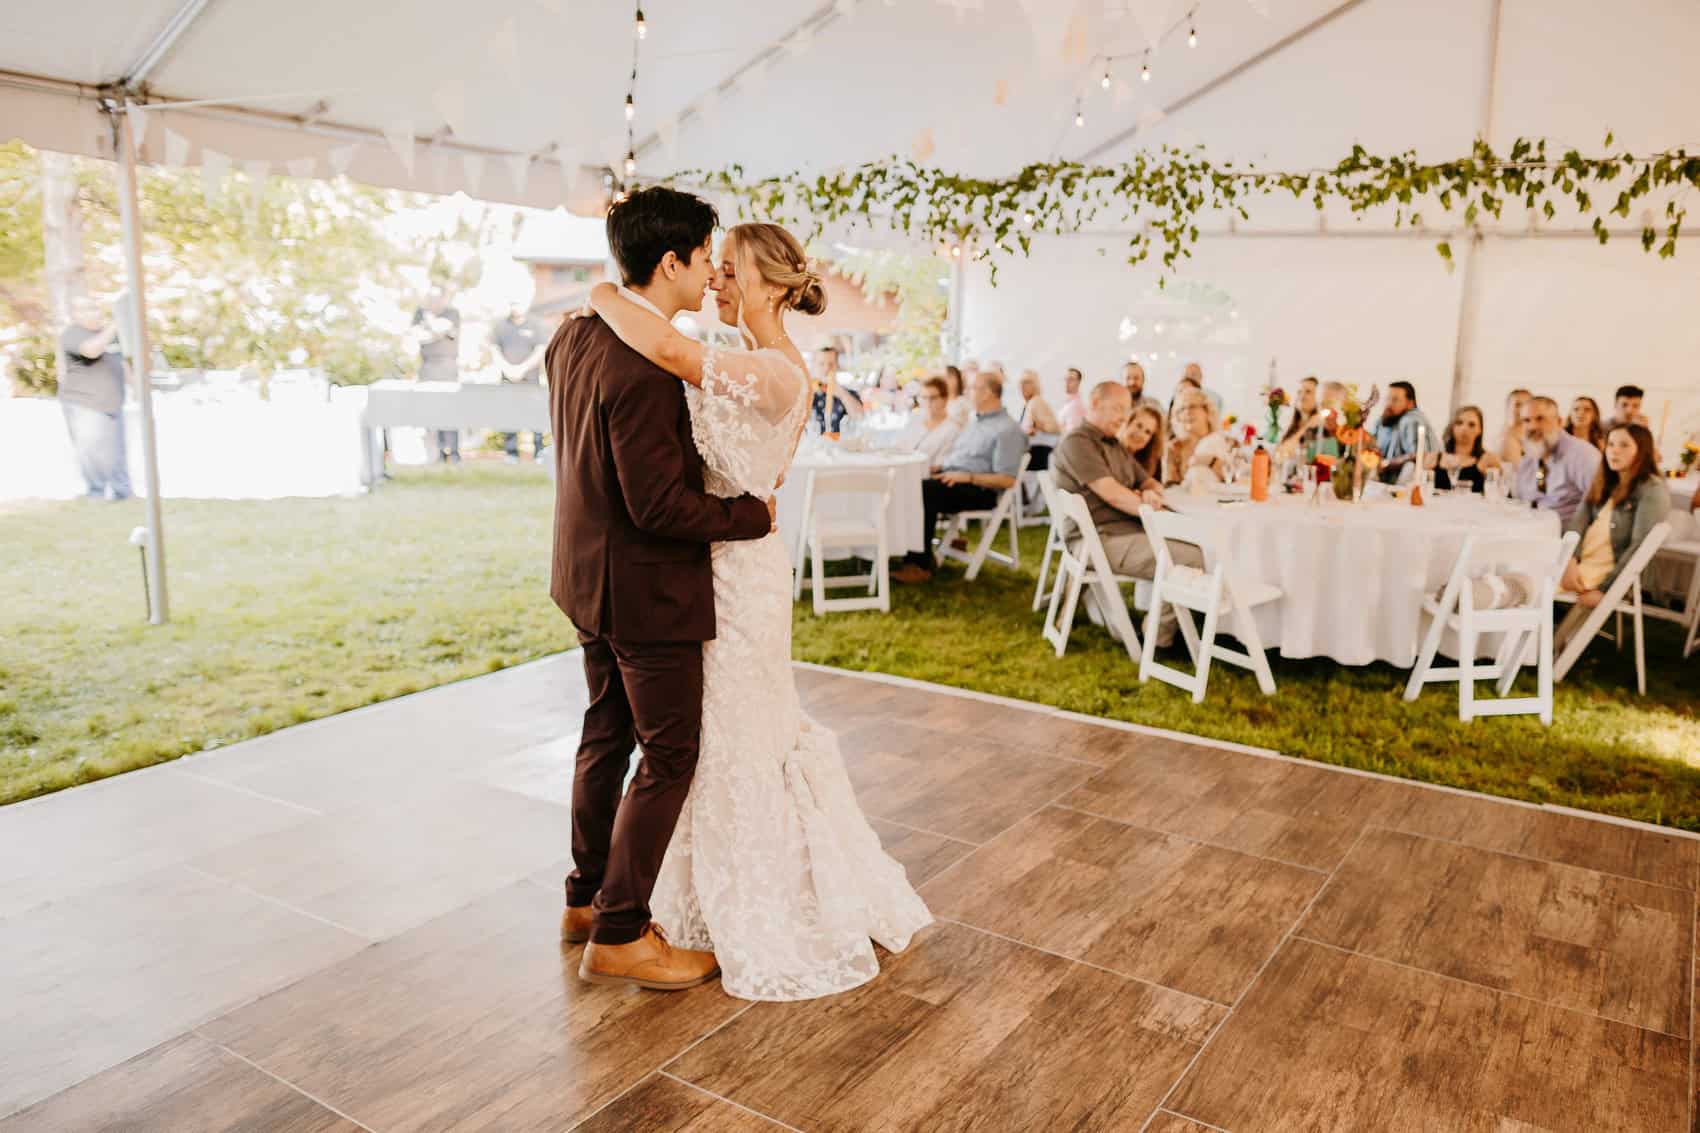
[1603,383,1650,433]
[944,364,972,427]
[1119,403,1167,483]
[1424,405,1501,492]
[1568,396,1605,450]
[1018,369,1062,470]
[1164,391,1232,485]
[899,376,962,465]
[1276,376,1322,460]
[1123,361,1163,413]
[1557,423,1669,648]
[1512,395,1602,521]
[893,370,1027,584]
[1057,367,1087,434]
[1498,387,1532,466]
[1053,382,1201,645]
[1372,381,1434,484]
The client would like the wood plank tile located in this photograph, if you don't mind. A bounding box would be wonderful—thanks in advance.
[0,865,365,1120]
[1302,827,1693,1036]
[0,1033,358,1132]
[188,782,569,940]
[1143,1114,1221,1133]
[576,1075,789,1132]
[1368,784,1699,891]
[921,808,1324,1004]
[0,766,315,920]
[1170,939,1689,1132]
[199,881,745,1131]
[838,722,1096,843]
[669,921,1223,1133]
[866,818,976,889]
[1061,739,1372,871]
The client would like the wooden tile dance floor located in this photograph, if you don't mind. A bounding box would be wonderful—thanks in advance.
[2,657,1696,1131]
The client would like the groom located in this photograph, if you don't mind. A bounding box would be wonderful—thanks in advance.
[545,187,775,990]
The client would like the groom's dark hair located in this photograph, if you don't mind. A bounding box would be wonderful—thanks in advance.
[605,186,719,287]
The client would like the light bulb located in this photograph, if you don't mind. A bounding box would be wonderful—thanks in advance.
[1022,210,1034,226]
[1128,324,1138,336]
[1100,71,1111,90]
[1188,26,1197,47]
[1154,322,1164,334]
[1141,62,1151,82]
[635,8,646,39]
[1074,109,1085,127]
[950,244,962,258]
[623,151,636,177]
[624,94,635,122]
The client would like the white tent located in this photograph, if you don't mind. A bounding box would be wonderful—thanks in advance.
[4,0,1699,620]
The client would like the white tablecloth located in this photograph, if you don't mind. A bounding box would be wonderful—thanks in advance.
[1168,490,1563,667]
[777,448,929,562]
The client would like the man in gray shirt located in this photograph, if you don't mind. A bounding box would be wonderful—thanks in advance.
[57,296,132,500]
[893,370,1027,583]
[491,302,546,462]
[412,287,461,463]
[1053,381,1201,645]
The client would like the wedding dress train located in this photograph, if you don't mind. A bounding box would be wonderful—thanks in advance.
[647,344,932,1001]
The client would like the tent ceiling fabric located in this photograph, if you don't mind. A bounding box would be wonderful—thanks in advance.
[0,0,1366,214]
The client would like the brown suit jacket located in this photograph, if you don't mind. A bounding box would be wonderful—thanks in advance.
[546,314,771,643]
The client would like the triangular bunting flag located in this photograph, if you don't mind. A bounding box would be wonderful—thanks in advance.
[201,149,229,208]
[163,128,191,167]
[285,156,317,179]
[505,152,531,197]
[993,77,1010,106]
[382,119,416,176]
[328,144,358,177]
[243,159,269,221]
[461,152,486,195]
[423,143,449,189]
[433,80,468,137]
[911,127,935,162]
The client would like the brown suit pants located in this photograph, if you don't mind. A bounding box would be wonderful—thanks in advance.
[567,630,703,945]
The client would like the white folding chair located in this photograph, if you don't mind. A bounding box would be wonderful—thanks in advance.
[1644,535,1700,660]
[1032,470,1069,612]
[1041,491,1144,662]
[1016,458,1053,528]
[1554,521,1672,694]
[796,467,896,615]
[1136,505,1282,703]
[936,452,1032,581]
[1403,531,1578,724]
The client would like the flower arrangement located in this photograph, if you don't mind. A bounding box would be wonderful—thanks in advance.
[1264,386,1288,443]
[1681,440,1699,475]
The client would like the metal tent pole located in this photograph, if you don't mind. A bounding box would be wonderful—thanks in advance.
[115,103,170,624]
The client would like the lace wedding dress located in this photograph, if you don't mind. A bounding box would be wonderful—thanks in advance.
[648,344,933,1001]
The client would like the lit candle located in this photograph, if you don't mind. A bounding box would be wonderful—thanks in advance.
[1416,423,1426,481]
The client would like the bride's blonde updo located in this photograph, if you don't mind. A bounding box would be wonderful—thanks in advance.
[728,222,828,317]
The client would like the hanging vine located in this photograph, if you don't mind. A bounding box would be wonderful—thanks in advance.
[673,134,1697,280]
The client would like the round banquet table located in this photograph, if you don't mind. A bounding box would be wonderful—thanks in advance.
[1647,475,1700,601]
[776,446,930,564]
[1167,489,1563,667]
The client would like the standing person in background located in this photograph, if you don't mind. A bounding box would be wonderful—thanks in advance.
[1017,369,1061,470]
[1567,396,1605,451]
[492,301,547,463]
[57,295,132,500]
[1123,361,1162,413]
[1498,387,1532,466]
[413,286,462,464]
[1057,367,1087,434]
[809,344,860,433]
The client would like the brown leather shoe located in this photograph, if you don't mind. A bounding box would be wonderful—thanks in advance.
[578,923,719,991]
[891,563,933,585]
[560,905,593,945]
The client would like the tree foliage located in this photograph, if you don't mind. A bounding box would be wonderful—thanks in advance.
[829,247,948,374]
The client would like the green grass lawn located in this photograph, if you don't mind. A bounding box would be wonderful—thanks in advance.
[4,469,1699,828]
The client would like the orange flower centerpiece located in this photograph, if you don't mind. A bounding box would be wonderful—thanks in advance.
[1329,384,1380,501]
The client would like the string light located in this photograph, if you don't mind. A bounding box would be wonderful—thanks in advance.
[1188,23,1197,47]
[634,7,646,38]
[950,243,962,258]
[1022,210,1034,226]
[1141,54,1151,82]
[1100,69,1111,90]
[1074,105,1085,128]
[624,93,635,122]
[624,150,636,177]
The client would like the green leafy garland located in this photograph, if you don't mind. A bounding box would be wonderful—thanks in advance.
[678,135,1697,279]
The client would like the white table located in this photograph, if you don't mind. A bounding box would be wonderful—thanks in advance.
[357,380,549,485]
[1168,490,1563,667]
[777,447,929,563]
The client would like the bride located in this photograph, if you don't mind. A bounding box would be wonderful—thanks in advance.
[585,222,932,1001]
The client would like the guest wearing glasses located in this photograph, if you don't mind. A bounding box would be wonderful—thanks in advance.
[1556,423,1669,648]
[1512,395,1602,521]
[1498,387,1532,466]
[1568,396,1605,450]
[1424,405,1501,492]
[1165,391,1231,486]
[899,376,962,465]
